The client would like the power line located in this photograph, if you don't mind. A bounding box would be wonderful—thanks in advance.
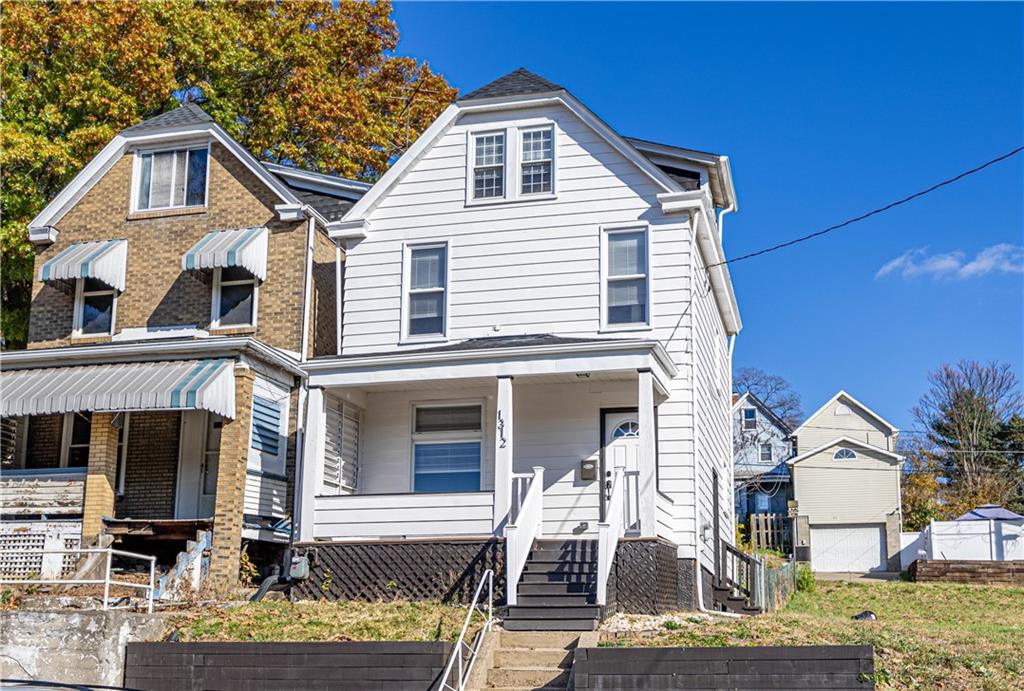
[710,145,1024,268]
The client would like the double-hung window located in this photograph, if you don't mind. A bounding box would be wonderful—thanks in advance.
[405,244,447,338]
[520,127,553,195]
[604,228,649,327]
[212,267,257,328]
[742,408,757,431]
[472,132,505,200]
[412,404,482,493]
[74,278,117,336]
[135,147,208,211]
[760,443,773,462]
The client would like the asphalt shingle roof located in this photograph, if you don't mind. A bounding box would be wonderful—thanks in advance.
[461,68,564,101]
[122,103,213,133]
[289,188,355,223]
[321,334,633,360]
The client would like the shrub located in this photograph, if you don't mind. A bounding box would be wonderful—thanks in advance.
[795,563,816,593]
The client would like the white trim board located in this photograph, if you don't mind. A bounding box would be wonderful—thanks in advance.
[787,435,903,466]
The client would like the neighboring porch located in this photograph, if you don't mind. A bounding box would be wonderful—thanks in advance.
[1,351,291,589]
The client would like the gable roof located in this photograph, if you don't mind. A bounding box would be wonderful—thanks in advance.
[461,68,565,101]
[787,435,903,466]
[792,390,899,436]
[732,391,792,434]
[122,103,213,133]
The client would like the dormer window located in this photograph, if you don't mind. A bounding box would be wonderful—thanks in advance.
[212,267,257,327]
[520,127,553,195]
[135,146,209,211]
[833,447,857,460]
[472,132,505,199]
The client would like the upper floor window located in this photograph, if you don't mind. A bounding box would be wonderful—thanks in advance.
[212,267,257,328]
[404,243,447,339]
[835,404,851,415]
[472,133,505,200]
[135,147,208,211]
[521,127,553,195]
[74,278,116,336]
[742,408,757,430]
[833,447,857,460]
[760,443,773,462]
[603,227,649,328]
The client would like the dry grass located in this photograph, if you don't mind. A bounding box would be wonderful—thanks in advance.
[605,580,1024,690]
[169,599,478,643]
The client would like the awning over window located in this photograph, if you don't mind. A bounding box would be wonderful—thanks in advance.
[182,226,269,280]
[1,359,236,419]
[38,239,128,291]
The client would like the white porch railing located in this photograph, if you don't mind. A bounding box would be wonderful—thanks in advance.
[0,547,156,613]
[597,467,625,606]
[504,466,544,606]
[438,569,494,691]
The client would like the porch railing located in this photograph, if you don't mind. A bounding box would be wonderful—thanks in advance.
[504,466,544,606]
[0,547,157,613]
[721,542,760,608]
[437,569,494,691]
[597,467,625,606]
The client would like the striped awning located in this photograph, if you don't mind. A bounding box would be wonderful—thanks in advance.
[38,239,128,291]
[182,227,268,280]
[1,359,236,419]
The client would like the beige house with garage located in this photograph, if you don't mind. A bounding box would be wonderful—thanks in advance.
[788,390,903,572]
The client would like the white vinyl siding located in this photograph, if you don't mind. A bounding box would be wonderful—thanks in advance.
[793,444,901,525]
[322,398,361,495]
[797,398,894,452]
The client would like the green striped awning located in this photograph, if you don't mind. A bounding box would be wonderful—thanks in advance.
[181,226,268,280]
[38,239,128,291]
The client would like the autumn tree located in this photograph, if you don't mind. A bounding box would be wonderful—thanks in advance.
[1,0,455,347]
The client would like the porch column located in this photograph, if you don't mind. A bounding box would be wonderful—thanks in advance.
[637,369,657,538]
[297,386,326,543]
[208,365,255,591]
[81,412,120,542]
[493,375,514,531]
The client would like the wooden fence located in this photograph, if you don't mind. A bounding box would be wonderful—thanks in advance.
[123,641,452,691]
[750,513,791,552]
[573,645,875,689]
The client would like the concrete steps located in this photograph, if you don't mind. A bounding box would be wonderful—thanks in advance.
[481,631,579,691]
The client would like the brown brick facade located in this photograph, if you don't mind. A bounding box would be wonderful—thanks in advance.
[310,228,338,358]
[208,367,255,589]
[82,413,119,540]
[25,414,63,469]
[28,143,309,353]
[116,412,181,519]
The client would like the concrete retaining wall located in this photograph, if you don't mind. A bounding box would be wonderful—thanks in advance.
[0,610,167,687]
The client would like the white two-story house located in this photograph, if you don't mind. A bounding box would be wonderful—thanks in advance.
[293,69,746,626]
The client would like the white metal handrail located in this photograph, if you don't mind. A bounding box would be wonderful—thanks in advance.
[438,568,494,691]
[0,547,157,613]
[597,466,625,606]
[504,466,544,606]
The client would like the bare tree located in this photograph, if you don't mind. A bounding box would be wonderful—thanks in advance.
[733,367,803,429]
[913,360,1023,499]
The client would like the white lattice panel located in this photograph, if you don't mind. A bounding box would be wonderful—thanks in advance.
[0,520,82,578]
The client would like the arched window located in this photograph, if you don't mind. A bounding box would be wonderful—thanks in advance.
[833,447,857,460]
[612,421,640,439]
[835,404,851,416]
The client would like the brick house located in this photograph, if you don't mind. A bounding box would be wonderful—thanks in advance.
[0,104,365,588]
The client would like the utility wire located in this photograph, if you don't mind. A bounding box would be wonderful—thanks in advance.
[710,145,1024,268]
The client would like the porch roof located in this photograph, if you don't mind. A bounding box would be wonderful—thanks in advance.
[304,335,676,393]
[0,358,236,418]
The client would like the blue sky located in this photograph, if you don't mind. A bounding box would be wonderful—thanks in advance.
[393,1,1024,429]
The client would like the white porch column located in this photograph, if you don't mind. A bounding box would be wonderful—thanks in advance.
[637,368,657,538]
[297,386,326,543]
[493,375,514,531]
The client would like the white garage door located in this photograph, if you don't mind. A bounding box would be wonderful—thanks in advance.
[811,524,886,572]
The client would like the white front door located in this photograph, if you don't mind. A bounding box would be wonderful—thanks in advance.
[175,411,221,519]
[603,410,640,530]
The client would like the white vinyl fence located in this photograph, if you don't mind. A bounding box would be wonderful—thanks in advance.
[900,519,1024,569]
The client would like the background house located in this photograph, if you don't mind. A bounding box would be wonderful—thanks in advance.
[732,391,793,529]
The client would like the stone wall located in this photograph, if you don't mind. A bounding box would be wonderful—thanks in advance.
[909,559,1024,585]
[0,610,167,687]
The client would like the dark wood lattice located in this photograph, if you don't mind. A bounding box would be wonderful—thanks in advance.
[614,539,682,614]
[293,539,505,604]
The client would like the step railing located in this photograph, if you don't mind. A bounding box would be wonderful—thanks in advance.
[437,568,494,691]
[504,466,544,606]
[721,542,758,605]
[597,466,625,606]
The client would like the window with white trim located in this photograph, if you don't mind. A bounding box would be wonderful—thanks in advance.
[323,399,361,495]
[135,147,208,211]
[833,447,857,460]
[760,443,773,462]
[604,228,649,327]
[754,492,770,513]
[472,132,505,199]
[61,412,92,468]
[742,408,757,431]
[520,127,553,195]
[74,278,116,336]
[405,244,447,338]
[212,267,257,328]
[412,404,482,493]
[202,413,222,496]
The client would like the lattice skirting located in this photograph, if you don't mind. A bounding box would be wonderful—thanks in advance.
[293,538,505,604]
[0,520,82,579]
[613,539,690,614]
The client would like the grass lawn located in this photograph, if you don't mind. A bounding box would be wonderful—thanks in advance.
[169,599,476,643]
[605,580,1024,690]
